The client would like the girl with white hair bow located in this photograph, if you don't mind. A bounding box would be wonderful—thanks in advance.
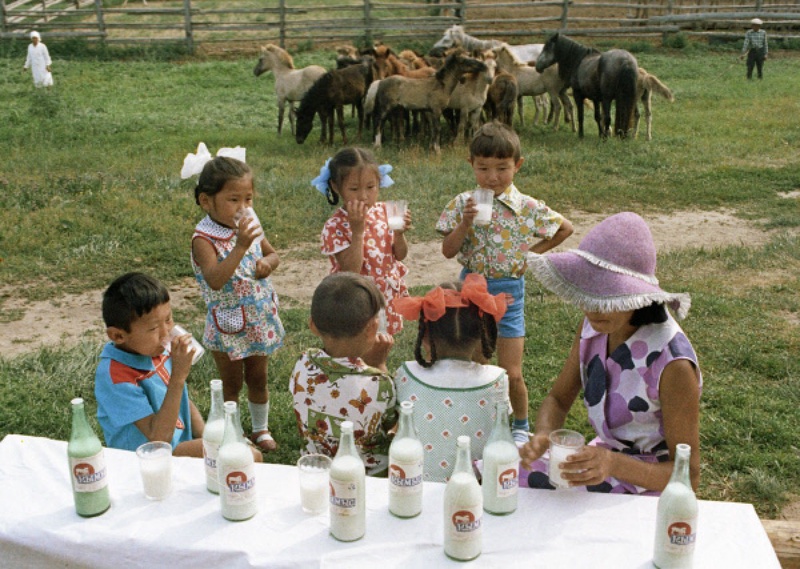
[23,31,53,88]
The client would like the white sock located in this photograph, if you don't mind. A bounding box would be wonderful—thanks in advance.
[248,401,269,433]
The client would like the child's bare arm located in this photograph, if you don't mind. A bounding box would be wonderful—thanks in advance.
[192,232,249,291]
[442,198,477,258]
[531,218,574,254]
[256,237,280,279]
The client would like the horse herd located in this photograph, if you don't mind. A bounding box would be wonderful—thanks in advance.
[253,26,675,151]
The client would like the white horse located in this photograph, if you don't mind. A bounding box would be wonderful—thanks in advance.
[432,25,542,65]
[253,44,326,135]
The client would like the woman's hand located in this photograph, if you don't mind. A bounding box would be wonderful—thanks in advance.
[558,445,615,488]
[519,433,549,468]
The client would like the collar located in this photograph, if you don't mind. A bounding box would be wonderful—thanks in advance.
[100,342,166,371]
[195,215,235,241]
[495,184,525,215]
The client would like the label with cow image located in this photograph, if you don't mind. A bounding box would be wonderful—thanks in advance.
[219,463,257,505]
[69,452,108,493]
[492,460,519,498]
[660,517,697,555]
[448,506,483,542]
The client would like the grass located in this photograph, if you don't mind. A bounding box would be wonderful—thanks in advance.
[0,42,799,517]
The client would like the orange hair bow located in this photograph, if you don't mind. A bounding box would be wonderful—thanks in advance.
[393,273,507,323]
[461,273,507,321]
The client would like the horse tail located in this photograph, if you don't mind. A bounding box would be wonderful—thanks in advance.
[614,62,638,138]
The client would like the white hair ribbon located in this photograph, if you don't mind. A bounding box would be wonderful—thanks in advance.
[180,142,246,179]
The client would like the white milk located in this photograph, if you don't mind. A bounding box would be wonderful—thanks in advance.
[300,467,329,514]
[474,204,492,225]
[388,216,405,231]
[202,419,225,494]
[654,477,698,567]
[481,440,519,514]
[548,444,578,489]
[444,471,483,561]
[329,454,366,541]
[140,449,172,500]
[218,441,258,521]
[388,437,424,518]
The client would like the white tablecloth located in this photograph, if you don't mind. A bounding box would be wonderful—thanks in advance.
[0,434,780,568]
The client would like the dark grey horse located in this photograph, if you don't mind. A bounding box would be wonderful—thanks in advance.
[536,33,639,139]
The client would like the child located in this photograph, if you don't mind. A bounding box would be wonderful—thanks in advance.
[289,272,397,476]
[740,18,768,80]
[520,212,701,494]
[393,273,510,482]
[95,272,205,457]
[437,121,574,445]
[22,31,53,88]
[313,147,410,336]
[185,144,285,452]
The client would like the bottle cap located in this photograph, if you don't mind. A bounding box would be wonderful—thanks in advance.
[457,435,470,447]
[210,379,222,389]
[71,397,84,406]
[341,420,353,432]
[223,401,237,413]
[400,400,414,412]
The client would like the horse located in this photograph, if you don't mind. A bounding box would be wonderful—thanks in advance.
[253,44,327,136]
[431,25,542,64]
[633,67,674,141]
[446,56,496,142]
[535,33,639,139]
[373,53,487,153]
[295,57,378,145]
[485,70,518,128]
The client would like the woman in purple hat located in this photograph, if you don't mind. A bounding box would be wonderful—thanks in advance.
[519,212,701,495]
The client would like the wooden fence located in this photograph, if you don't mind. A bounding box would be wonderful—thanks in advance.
[2,0,799,52]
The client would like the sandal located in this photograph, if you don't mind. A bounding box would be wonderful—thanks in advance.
[250,430,278,452]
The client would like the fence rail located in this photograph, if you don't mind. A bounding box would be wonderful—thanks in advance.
[2,0,799,52]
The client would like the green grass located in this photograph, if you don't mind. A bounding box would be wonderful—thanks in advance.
[0,44,799,517]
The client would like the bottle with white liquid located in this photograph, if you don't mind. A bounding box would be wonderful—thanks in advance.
[329,421,366,541]
[388,400,424,518]
[653,444,698,568]
[218,401,257,521]
[202,379,225,494]
[482,402,519,515]
[444,436,482,561]
[68,397,111,517]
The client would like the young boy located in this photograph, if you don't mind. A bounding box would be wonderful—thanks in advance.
[437,121,574,445]
[94,272,207,458]
[289,272,397,475]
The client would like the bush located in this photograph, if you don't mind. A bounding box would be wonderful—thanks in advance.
[662,32,688,49]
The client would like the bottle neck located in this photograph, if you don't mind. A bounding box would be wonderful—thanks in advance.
[488,402,513,444]
[453,443,473,476]
[669,445,692,487]
[209,386,225,422]
[395,408,416,440]
[337,428,359,459]
[222,408,239,445]
[71,402,93,439]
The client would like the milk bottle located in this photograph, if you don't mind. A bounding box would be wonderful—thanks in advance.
[68,397,111,517]
[444,435,482,561]
[329,420,366,541]
[653,444,698,568]
[482,402,519,515]
[203,379,225,494]
[388,400,424,518]
[218,401,258,521]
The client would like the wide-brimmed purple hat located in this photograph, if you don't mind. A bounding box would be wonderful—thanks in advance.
[527,212,690,319]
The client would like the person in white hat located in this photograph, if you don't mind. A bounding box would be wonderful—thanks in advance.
[23,31,54,88]
[740,18,768,80]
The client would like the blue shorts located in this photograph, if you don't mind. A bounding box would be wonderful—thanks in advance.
[460,269,525,338]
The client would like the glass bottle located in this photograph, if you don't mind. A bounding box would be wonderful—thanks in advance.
[444,435,482,561]
[217,401,257,521]
[329,420,366,541]
[482,401,519,514]
[202,379,225,494]
[68,397,111,517]
[653,443,698,568]
[388,400,424,518]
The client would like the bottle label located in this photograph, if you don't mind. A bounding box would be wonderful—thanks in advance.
[448,506,483,542]
[69,452,109,493]
[329,478,359,516]
[219,464,256,505]
[493,460,519,498]
[203,440,220,479]
[389,458,423,496]
[661,517,697,555]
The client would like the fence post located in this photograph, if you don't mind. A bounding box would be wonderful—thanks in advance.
[364,0,372,46]
[560,0,569,30]
[755,0,763,10]
[183,0,193,54]
[1,0,6,35]
[279,0,286,48]
[94,0,106,40]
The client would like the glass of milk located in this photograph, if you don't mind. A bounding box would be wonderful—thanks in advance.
[162,324,205,365]
[136,441,173,500]
[384,200,407,231]
[547,429,585,489]
[471,189,494,226]
[233,206,265,243]
[297,454,332,515]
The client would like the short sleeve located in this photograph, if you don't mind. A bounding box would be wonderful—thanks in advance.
[320,210,352,256]
[94,363,156,431]
[523,199,565,242]
[436,193,469,235]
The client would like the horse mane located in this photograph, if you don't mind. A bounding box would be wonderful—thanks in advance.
[494,43,527,68]
[297,72,331,116]
[266,44,294,69]
[435,53,460,83]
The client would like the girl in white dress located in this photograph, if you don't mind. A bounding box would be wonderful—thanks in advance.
[23,31,53,88]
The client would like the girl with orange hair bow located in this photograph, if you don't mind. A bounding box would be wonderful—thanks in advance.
[392,274,511,482]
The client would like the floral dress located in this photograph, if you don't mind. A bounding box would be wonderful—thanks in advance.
[191,216,284,360]
[320,203,409,335]
[290,348,397,476]
[520,315,702,495]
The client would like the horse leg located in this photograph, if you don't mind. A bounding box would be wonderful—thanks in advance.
[356,102,364,141]
[575,94,586,138]
[277,100,285,135]
[599,98,610,139]
[517,95,524,127]
[560,90,575,133]
[337,105,347,145]
[430,110,442,154]
[289,104,297,136]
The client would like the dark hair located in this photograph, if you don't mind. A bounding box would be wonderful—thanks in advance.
[414,282,499,368]
[469,120,521,162]
[194,156,252,205]
[311,272,385,338]
[102,272,170,332]
[629,302,669,326]
[324,147,380,206]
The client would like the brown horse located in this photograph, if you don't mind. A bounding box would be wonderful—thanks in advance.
[485,70,518,128]
[633,68,674,141]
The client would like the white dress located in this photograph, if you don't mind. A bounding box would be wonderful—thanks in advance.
[25,43,53,87]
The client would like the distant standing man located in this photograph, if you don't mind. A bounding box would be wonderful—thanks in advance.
[23,31,53,88]
[740,18,768,80]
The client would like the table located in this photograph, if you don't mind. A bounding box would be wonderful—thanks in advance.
[0,434,780,568]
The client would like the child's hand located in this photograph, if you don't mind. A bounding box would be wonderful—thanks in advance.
[236,215,264,249]
[345,200,368,233]
[255,257,274,279]
[461,197,478,227]
[395,208,413,233]
[519,433,549,469]
[362,332,394,370]
[169,333,194,382]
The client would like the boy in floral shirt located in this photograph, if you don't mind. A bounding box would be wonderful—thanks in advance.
[289,272,397,475]
[437,121,573,445]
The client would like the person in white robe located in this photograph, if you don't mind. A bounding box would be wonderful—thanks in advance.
[23,31,53,88]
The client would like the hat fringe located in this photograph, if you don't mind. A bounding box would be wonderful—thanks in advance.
[528,254,691,320]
